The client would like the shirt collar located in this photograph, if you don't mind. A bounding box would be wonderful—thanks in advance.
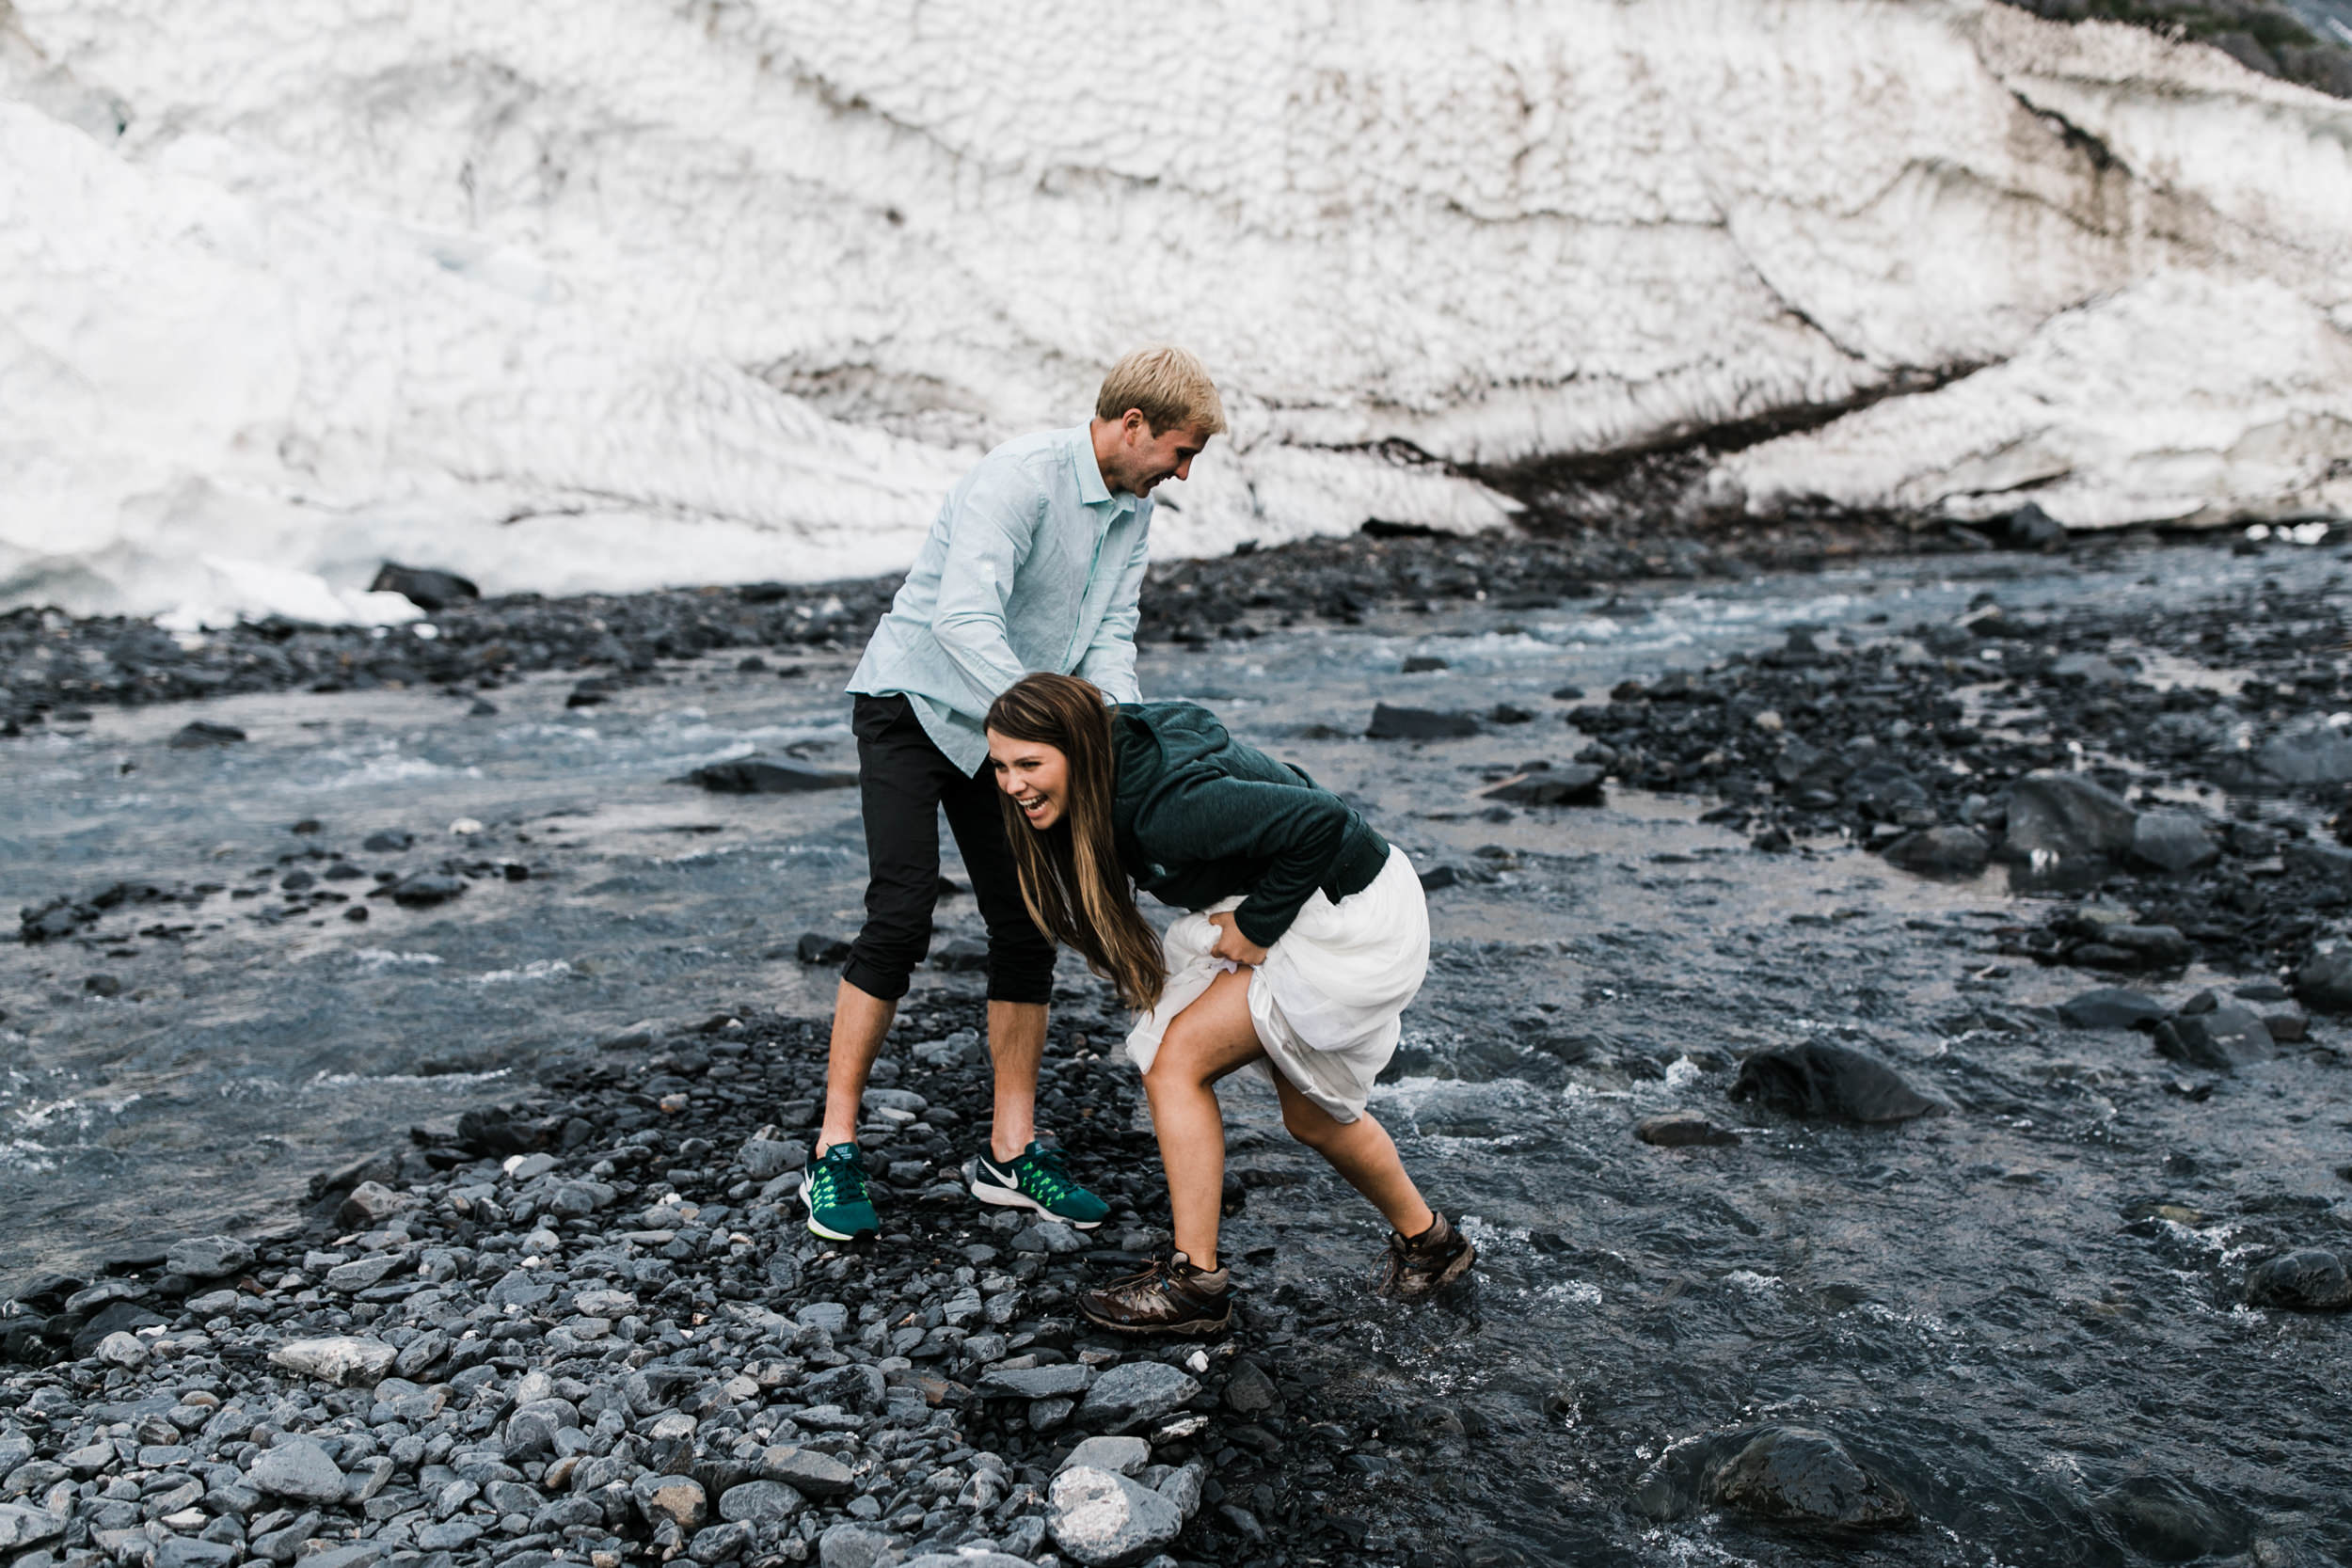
[1073,426,1134,517]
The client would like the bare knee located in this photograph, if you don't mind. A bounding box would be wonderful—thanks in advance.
[1145,1038,1209,1097]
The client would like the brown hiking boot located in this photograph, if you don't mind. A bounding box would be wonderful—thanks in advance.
[1078,1251,1233,1337]
[1376,1212,1475,1300]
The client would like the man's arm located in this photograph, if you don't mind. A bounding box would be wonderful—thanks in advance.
[929,468,1043,713]
[1073,512,1152,704]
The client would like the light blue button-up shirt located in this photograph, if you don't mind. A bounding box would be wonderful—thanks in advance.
[847,424,1152,774]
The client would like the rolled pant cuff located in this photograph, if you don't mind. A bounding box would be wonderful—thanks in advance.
[838,955,913,1004]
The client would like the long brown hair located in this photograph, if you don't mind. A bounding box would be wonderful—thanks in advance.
[985,673,1165,1011]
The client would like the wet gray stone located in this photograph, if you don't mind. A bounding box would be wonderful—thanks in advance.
[165,1236,255,1280]
[0,1505,66,1550]
[794,1301,850,1335]
[1050,1465,1184,1565]
[1729,1043,1938,1124]
[545,1180,614,1218]
[977,1363,1096,1401]
[1366,704,1479,740]
[1012,1221,1087,1255]
[2132,810,2217,873]
[1077,1361,1200,1433]
[2153,1006,2275,1072]
[715,1479,803,1523]
[1881,825,1991,876]
[2003,773,2137,862]
[1057,1435,1150,1476]
[2244,1248,2352,1310]
[1701,1426,1912,1528]
[689,1521,755,1563]
[1636,1110,1740,1148]
[268,1337,397,1386]
[631,1472,708,1529]
[2295,948,2352,1014]
[323,1254,404,1292]
[803,1362,885,1413]
[2254,720,2352,785]
[249,1438,349,1503]
[486,1268,555,1309]
[503,1399,580,1455]
[755,1446,854,1499]
[336,1180,411,1228]
[1221,1359,1277,1415]
[739,1135,807,1180]
[817,1523,893,1568]
[1156,1458,1208,1521]
[902,1555,1038,1568]
[2058,988,2165,1030]
[154,1538,239,1568]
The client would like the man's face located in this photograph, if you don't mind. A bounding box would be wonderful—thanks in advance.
[1102,411,1210,497]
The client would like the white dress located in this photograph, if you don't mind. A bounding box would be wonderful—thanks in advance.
[1124,845,1428,1123]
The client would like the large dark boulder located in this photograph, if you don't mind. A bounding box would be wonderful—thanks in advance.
[1842,762,1931,820]
[371,563,482,612]
[1729,1043,1939,1124]
[168,721,246,749]
[2152,1006,2274,1072]
[1881,826,1990,876]
[2000,501,2067,549]
[2002,773,2137,863]
[2243,1248,2351,1310]
[2057,988,2164,1030]
[2130,810,2217,873]
[2253,721,2352,785]
[1701,1428,1913,1530]
[673,756,857,793]
[2092,1476,2246,1564]
[2296,948,2352,1014]
[1365,705,1479,740]
[2283,839,2352,884]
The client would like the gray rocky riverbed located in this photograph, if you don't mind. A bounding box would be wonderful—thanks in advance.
[3,531,2349,1566]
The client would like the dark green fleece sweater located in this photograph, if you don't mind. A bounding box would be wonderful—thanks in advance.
[1109,703,1390,947]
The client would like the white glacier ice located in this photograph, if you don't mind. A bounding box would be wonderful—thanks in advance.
[3,0,2348,624]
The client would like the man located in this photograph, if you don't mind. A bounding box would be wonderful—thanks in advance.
[802,345,1227,1242]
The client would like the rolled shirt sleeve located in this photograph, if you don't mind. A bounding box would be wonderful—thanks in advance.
[1073,514,1152,704]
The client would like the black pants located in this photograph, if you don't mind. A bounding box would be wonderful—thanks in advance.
[840,694,1057,1006]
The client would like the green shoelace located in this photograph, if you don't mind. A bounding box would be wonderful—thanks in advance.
[811,1151,868,1205]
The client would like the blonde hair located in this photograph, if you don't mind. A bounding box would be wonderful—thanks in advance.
[985,673,1166,1012]
[1095,345,1228,438]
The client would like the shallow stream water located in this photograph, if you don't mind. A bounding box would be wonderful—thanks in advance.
[3,543,2344,1565]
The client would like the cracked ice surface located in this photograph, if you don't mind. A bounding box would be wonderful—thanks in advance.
[3,0,2348,624]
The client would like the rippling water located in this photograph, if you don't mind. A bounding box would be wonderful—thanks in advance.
[3,543,2343,1565]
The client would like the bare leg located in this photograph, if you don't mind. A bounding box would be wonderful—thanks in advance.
[986,1000,1047,1160]
[818,978,896,1153]
[1271,1071,1435,1239]
[1140,968,1267,1270]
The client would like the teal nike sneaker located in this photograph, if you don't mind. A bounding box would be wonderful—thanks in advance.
[801,1143,879,1241]
[966,1139,1109,1229]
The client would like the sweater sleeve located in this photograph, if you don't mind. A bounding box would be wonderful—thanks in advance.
[1140,774,1354,948]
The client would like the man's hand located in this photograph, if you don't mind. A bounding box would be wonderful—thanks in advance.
[1206,911,1268,967]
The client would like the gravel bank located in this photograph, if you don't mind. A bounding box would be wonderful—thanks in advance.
[0,995,1409,1568]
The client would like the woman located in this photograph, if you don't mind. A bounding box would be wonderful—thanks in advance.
[983,673,1473,1335]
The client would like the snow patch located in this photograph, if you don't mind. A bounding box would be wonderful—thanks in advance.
[4,0,2348,624]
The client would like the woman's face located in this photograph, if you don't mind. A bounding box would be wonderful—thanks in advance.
[987,731,1071,830]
